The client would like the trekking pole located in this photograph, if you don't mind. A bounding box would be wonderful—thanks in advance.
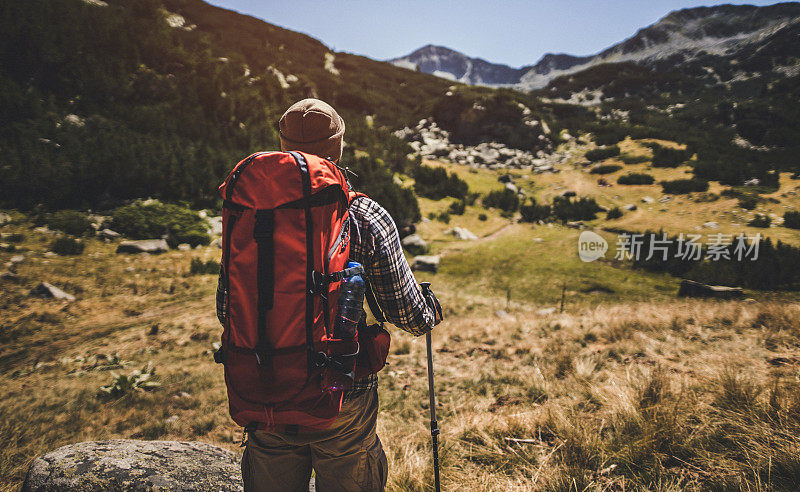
[420,282,441,492]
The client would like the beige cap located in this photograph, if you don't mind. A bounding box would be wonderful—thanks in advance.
[278,98,345,162]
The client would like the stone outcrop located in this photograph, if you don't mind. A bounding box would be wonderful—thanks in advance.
[23,440,243,492]
[116,239,169,254]
[677,279,744,299]
[401,234,429,255]
[412,255,440,273]
[29,282,75,302]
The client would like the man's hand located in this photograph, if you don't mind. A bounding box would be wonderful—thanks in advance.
[420,282,444,327]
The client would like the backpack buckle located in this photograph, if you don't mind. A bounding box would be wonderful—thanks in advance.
[310,270,328,296]
[254,344,271,367]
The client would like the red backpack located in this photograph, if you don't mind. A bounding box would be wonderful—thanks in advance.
[217,150,368,431]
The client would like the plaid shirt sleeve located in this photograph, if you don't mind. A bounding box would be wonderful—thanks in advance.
[348,196,434,336]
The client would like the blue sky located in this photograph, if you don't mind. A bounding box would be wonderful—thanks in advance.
[208,1,782,67]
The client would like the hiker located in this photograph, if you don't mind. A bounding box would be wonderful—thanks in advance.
[215,98,443,491]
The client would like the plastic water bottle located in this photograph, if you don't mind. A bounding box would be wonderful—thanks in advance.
[335,261,364,339]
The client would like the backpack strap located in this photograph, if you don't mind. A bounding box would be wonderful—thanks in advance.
[365,279,386,324]
[253,209,275,366]
[289,151,317,374]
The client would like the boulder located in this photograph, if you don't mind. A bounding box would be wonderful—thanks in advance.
[702,221,719,229]
[504,182,518,194]
[29,282,75,302]
[98,229,121,240]
[207,216,223,236]
[177,244,192,251]
[622,204,638,211]
[22,440,242,492]
[641,196,655,204]
[412,255,440,273]
[401,234,429,255]
[116,239,169,254]
[445,227,478,241]
[677,279,744,299]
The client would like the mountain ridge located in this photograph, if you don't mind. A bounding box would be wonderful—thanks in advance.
[390,2,800,89]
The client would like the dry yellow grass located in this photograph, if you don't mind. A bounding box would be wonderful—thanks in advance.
[3,214,800,491]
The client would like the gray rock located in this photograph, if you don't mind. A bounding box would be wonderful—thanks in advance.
[401,234,429,255]
[641,196,655,204]
[702,221,719,229]
[10,254,25,264]
[444,227,478,241]
[536,307,557,316]
[504,182,518,194]
[22,440,242,492]
[116,239,169,254]
[622,204,637,211]
[412,255,440,273]
[565,221,584,229]
[177,244,192,251]
[677,279,743,300]
[207,216,223,236]
[1,271,20,283]
[30,282,75,302]
[99,229,121,240]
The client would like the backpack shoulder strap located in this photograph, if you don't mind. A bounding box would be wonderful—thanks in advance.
[365,279,386,324]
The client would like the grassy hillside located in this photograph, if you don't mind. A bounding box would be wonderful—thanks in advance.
[2,211,800,490]
[0,0,451,225]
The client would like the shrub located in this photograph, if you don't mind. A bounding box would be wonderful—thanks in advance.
[618,173,655,185]
[738,196,758,210]
[519,200,551,223]
[478,213,488,221]
[448,199,466,215]
[620,153,650,164]
[783,211,800,229]
[660,179,709,194]
[585,145,621,162]
[651,144,692,167]
[436,211,451,223]
[552,196,603,222]
[47,210,91,236]
[748,214,771,228]
[413,165,469,200]
[590,165,622,175]
[110,201,210,247]
[606,207,623,220]
[190,258,220,275]
[483,189,519,213]
[51,237,85,255]
[98,362,160,398]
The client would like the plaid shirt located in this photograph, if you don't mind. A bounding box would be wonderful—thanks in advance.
[216,195,434,400]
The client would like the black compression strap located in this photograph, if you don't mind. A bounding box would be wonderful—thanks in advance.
[226,153,259,200]
[290,152,317,374]
[365,280,386,324]
[254,210,275,365]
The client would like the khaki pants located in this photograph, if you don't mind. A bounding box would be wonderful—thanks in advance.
[242,387,388,491]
